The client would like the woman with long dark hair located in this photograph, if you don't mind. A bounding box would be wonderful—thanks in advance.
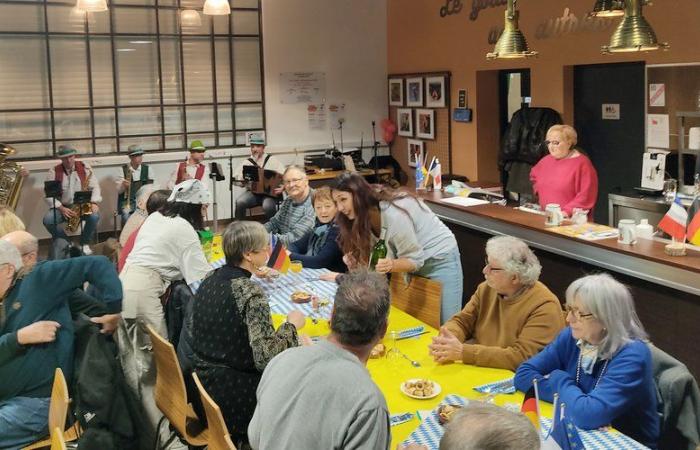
[328,172,463,324]
[117,179,213,446]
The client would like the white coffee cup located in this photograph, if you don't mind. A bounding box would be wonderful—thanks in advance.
[618,219,637,245]
[545,204,564,226]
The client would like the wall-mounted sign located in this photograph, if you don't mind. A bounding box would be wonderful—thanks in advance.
[649,83,666,107]
[458,89,467,108]
[439,0,463,17]
[602,104,620,120]
[439,0,506,20]
[280,72,326,104]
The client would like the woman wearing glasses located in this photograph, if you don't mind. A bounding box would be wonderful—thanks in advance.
[514,273,659,449]
[429,236,564,371]
[529,124,598,219]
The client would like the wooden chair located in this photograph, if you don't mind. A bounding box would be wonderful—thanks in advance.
[49,427,66,450]
[390,274,442,329]
[23,368,80,450]
[145,324,209,447]
[192,372,237,450]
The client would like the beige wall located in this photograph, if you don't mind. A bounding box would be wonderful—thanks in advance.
[387,0,700,181]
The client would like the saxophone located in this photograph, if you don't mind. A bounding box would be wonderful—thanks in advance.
[66,166,93,233]
[0,143,24,210]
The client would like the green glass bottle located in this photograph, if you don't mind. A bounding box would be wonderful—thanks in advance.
[369,227,388,271]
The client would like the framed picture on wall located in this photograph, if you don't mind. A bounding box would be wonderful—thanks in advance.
[416,109,435,139]
[406,77,423,107]
[407,139,424,168]
[397,108,413,137]
[426,76,446,108]
[389,78,404,106]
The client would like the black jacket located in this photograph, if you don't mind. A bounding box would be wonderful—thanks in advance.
[499,107,562,167]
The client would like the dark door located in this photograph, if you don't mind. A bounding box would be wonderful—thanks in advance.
[574,62,645,224]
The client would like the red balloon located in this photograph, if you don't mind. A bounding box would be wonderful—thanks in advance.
[383,130,394,144]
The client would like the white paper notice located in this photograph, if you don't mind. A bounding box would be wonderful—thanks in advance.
[602,104,620,120]
[280,72,326,104]
[649,84,665,107]
[307,104,327,130]
[647,114,670,149]
[440,196,490,208]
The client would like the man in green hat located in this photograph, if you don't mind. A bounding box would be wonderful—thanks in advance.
[116,145,152,225]
[43,145,101,257]
[167,140,209,189]
[234,137,285,220]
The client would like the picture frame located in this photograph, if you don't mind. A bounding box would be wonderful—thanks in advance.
[406,77,423,107]
[389,78,404,106]
[425,76,446,108]
[407,139,424,168]
[415,109,435,139]
[397,108,413,137]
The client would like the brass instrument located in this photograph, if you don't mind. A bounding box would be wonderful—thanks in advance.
[0,143,24,210]
[122,165,132,214]
[66,166,93,233]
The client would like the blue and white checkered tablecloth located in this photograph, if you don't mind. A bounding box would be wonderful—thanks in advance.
[403,394,650,450]
[190,262,338,320]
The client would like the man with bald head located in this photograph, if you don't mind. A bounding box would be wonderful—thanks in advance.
[264,165,316,246]
[0,234,123,448]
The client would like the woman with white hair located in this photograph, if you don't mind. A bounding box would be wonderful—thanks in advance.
[119,184,157,247]
[429,235,564,371]
[514,273,659,449]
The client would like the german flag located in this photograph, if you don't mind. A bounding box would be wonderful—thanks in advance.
[267,239,291,273]
[521,386,540,431]
[687,196,700,246]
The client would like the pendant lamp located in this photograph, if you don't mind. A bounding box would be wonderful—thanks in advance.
[181,9,202,27]
[588,0,625,18]
[486,0,537,60]
[76,0,107,13]
[601,0,669,53]
[203,0,230,16]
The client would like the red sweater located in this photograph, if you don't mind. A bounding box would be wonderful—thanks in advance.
[530,154,598,217]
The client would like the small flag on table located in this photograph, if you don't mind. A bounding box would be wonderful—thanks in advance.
[687,196,700,246]
[658,196,688,240]
[521,385,540,431]
[267,239,290,273]
[542,401,585,450]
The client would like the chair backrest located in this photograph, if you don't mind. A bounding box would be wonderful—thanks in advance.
[145,324,192,437]
[390,274,442,329]
[48,368,70,435]
[50,427,66,450]
[192,372,236,450]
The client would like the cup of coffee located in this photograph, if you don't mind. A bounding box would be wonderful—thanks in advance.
[545,204,564,226]
[618,219,637,245]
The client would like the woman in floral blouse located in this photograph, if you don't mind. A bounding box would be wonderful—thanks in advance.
[191,220,306,447]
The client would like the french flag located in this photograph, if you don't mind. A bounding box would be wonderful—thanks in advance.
[658,197,688,241]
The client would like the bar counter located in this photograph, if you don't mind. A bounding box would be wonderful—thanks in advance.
[418,191,700,378]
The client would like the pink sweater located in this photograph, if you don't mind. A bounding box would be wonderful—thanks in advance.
[530,154,598,217]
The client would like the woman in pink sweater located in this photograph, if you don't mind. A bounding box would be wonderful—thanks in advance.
[530,124,598,218]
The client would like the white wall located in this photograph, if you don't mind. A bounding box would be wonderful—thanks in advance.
[13,0,389,239]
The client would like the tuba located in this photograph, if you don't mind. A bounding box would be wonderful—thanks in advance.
[0,143,24,210]
[66,166,93,233]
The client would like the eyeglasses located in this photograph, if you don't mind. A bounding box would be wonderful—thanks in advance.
[484,257,504,272]
[565,305,594,321]
[544,140,561,146]
[283,177,305,186]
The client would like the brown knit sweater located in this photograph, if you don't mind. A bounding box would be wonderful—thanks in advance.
[443,281,565,371]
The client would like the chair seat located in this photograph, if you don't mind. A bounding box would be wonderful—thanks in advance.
[22,420,81,450]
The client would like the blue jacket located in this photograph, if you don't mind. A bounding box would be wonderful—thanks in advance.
[0,256,122,401]
[288,220,346,273]
[514,327,660,449]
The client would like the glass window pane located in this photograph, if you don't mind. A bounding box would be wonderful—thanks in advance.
[119,107,161,135]
[182,10,211,35]
[186,133,215,148]
[11,142,52,159]
[115,37,160,105]
[165,135,184,150]
[0,111,51,141]
[54,110,91,139]
[56,139,92,155]
[233,10,258,35]
[0,4,44,32]
[95,138,117,154]
[158,9,178,35]
[215,39,231,103]
[234,104,262,130]
[120,136,162,152]
[233,38,261,102]
[47,5,86,33]
[50,37,90,108]
[217,105,232,131]
[212,15,230,35]
[160,37,182,104]
[0,37,48,109]
[94,109,116,137]
[113,7,156,34]
[186,105,214,132]
[218,132,233,146]
[183,38,213,103]
[235,131,247,146]
[112,0,155,5]
[164,107,183,134]
[90,37,114,106]
[232,0,258,8]
[87,10,111,33]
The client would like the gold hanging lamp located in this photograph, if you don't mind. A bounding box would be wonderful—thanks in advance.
[487,0,537,60]
[588,0,625,18]
[601,0,669,53]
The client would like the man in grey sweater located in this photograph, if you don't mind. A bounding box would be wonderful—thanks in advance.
[248,270,391,450]
[264,165,315,246]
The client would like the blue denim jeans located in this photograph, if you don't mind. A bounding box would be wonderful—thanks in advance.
[43,207,99,246]
[415,247,464,324]
[0,396,50,449]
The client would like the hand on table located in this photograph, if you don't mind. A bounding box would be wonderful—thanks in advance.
[286,310,305,330]
[374,258,394,274]
[429,327,462,364]
[90,313,121,334]
[17,321,61,345]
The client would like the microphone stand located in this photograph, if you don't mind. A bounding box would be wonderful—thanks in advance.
[372,120,379,180]
[228,155,234,223]
[338,119,345,152]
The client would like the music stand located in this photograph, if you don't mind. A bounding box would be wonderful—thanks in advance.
[73,190,92,244]
[44,181,61,247]
[209,162,225,232]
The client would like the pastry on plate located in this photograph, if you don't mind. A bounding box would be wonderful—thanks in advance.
[291,291,312,304]
[370,343,386,359]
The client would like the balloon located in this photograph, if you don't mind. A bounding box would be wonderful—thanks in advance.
[383,130,394,144]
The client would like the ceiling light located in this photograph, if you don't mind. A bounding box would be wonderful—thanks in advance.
[588,0,625,18]
[487,0,537,60]
[601,0,669,53]
[181,9,202,27]
[75,0,107,13]
[203,0,230,16]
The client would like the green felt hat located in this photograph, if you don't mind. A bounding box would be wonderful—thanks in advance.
[57,145,78,158]
[127,145,144,157]
[189,140,206,152]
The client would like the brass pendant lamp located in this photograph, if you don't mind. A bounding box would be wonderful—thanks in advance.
[486,0,537,60]
[601,0,669,53]
[588,0,625,18]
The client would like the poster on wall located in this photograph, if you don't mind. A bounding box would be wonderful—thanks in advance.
[329,103,346,127]
[406,77,424,107]
[416,109,435,139]
[307,104,327,130]
[649,83,665,107]
[280,72,326,104]
[407,139,424,168]
[426,76,446,108]
[397,108,413,137]
[389,79,404,106]
[647,113,670,149]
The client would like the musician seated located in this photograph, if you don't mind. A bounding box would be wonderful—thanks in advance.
[167,140,210,190]
[234,137,285,220]
[116,145,152,225]
[42,145,101,257]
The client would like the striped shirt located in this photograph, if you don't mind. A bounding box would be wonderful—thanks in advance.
[264,190,315,246]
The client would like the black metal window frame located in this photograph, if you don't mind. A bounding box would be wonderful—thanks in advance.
[0,0,266,159]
